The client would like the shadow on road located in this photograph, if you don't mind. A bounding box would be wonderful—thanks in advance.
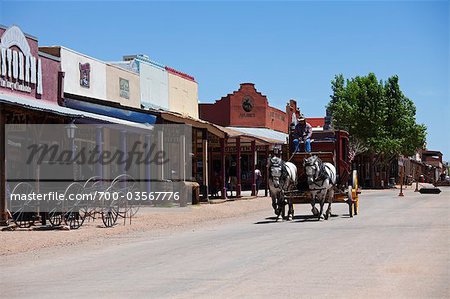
[292,214,320,222]
[254,213,352,224]
[254,216,280,225]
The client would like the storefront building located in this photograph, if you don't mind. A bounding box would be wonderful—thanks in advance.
[166,66,198,118]
[118,54,169,111]
[114,55,199,119]
[198,83,293,194]
[0,25,82,224]
[199,83,288,133]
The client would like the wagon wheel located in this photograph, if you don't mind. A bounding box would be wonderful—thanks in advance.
[48,210,63,226]
[63,182,86,229]
[10,182,36,228]
[83,176,103,189]
[12,210,35,228]
[110,174,139,219]
[48,195,65,226]
[65,211,85,229]
[352,170,359,215]
[347,186,353,218]
[83,177,104,222]
[101,206,119,227]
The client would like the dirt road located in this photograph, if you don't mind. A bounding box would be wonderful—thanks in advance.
[1,188,449,298]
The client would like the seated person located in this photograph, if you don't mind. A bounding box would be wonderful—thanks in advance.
[292,117,312,153]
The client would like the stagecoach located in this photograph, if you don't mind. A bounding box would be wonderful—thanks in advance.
[279,129,360,218]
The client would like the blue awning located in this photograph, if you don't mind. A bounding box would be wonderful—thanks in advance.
[65,97,157,125]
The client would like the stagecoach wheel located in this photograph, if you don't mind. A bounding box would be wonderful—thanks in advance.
[348,186,353,218]
[64,211,85,229]
[352,170,359,215]
[352,170,359,189]
[101,207,119,227]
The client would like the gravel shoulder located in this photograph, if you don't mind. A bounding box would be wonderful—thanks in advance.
[0,197,271,256]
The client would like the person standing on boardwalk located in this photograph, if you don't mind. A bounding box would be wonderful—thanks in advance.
[228,161,238,197]
[255,167,262,196]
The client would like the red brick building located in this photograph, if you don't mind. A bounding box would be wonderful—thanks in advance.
[199,83,289,133]
[199,83,325,134]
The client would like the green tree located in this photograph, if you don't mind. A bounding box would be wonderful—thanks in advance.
[327,73,426,183]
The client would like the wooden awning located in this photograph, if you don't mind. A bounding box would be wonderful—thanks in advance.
[159,111,226,138]
[159,111,282,145]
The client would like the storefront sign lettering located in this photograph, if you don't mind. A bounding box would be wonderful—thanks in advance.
[79,63,90,88]
[226,145,267,152]
[119,77,129,99]
[0,26,42,95]
[239,112,256,118]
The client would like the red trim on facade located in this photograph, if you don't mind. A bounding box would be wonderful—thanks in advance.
[165,66,196,82]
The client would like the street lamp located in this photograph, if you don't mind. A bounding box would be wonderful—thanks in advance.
[65,123,77,140]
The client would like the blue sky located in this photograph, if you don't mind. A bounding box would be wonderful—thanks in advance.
[1,1,449,159]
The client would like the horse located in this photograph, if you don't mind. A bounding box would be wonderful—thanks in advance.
[268,156,297,221]
[303,155,336,221]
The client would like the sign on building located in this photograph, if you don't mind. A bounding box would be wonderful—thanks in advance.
[79,63,90,88]
[0,26,43,95]
[119,77,129,99]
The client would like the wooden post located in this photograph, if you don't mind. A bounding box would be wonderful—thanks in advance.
[399,165,404,197]
[120,130,127,194]
[145,134,151,194]
[157,128,164,180]
[236,137,241,197]
[179,133,186,181]
[120,130,127,175]
[414,169,419,192]
[220,138,227,199]
[251,140,256,196]
[208,139,213,197]
[96,127,103,179]
[0,105,7,225]
[265,145,269,197]
[202,129,209,201]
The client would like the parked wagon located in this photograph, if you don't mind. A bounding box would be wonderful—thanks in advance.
[9,174,139,229]
[8,182,39,228]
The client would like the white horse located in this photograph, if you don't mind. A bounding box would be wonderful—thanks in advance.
[303,155,336,220]
[268,156,297,221]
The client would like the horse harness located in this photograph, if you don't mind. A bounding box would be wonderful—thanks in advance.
[305,157,332,190]
[270,158,290,187]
